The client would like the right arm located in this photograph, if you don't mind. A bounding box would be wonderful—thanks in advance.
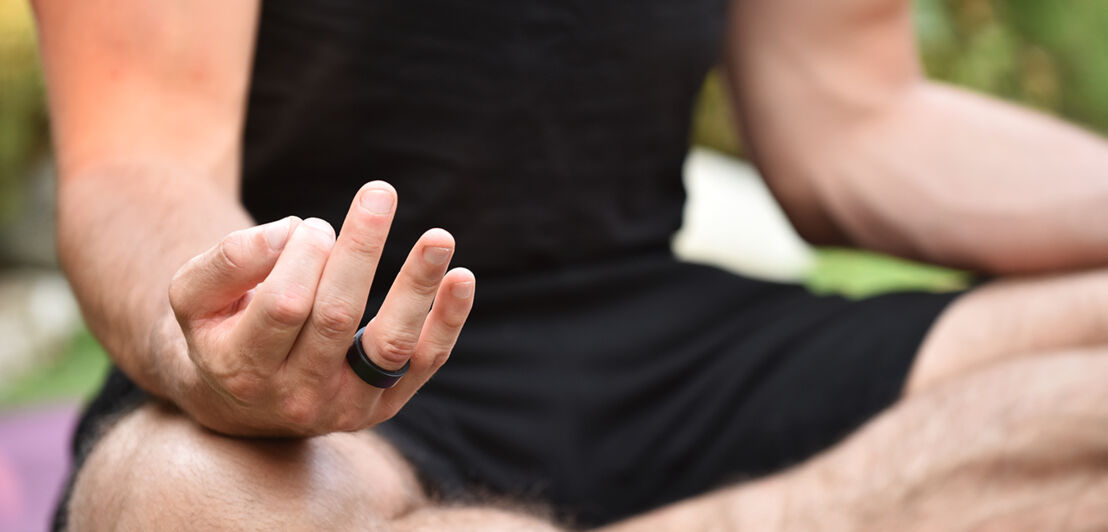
[35,0,476,436]
[35,0,261,401]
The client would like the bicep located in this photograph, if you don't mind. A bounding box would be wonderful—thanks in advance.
[32,0,260,192]
[722,0,921,241]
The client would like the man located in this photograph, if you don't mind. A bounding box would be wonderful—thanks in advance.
[35,0,1108,529]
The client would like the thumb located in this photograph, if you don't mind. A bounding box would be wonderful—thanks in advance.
[169,217,300,321]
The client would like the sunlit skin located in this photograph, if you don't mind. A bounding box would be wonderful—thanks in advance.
[33,0,1108,529]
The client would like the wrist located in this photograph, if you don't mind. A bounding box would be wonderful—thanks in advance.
[144,308,193,405]
[146,313,236,434]
[144,310,275,437]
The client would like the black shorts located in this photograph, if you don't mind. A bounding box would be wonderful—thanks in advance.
[54,255,962,529]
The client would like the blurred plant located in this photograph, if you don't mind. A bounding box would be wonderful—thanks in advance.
[0,0,47,225]
[692,71,744,157]
[696,0,1108,155]
[916,0,1108,132]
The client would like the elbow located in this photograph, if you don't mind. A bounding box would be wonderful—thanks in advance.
[783,203,851,247]
[754,154,852,247]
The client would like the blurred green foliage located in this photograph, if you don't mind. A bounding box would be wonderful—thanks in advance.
[918,0,1108,132]
[0,329,110,407]
[808,248,971,298]
[0,0,47,225]
[694,0,1108,153]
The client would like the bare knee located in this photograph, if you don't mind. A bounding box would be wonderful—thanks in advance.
[791,353,1108,531]
[67,403,424,531]
[908,270,1108,395]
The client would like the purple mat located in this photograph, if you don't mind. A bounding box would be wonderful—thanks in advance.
[0,404,78,532]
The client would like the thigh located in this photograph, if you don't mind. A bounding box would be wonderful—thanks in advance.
[909,268,1108,394]
[377,259,963,526]
[651,279,960,498]
[792,349,1108,531]
[63,401,424,531]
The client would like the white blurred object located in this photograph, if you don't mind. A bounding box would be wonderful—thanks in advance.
[0,270,82,389]
[674,148,815,282]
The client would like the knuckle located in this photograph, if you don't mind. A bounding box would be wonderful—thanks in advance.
[216,233,248,273]
[343,228,386,259]
[311,298,362,338]
[429,345,453,369]
[278,394,321,429]
[262,291,314,328]
[438,310,469,330]
[167,256,203,313]
[167,275,188,316]
[303,227,337,254]
[407,272,442,298]
[221,374,265,404]
[410,345,449,372]
[374,331,419,366]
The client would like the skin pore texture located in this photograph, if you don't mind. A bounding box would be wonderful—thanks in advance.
[33,0,1108,529]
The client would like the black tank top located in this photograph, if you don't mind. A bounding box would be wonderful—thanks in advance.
[242,0,728,283]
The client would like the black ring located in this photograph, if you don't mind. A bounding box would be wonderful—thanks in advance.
[346,326,410,389]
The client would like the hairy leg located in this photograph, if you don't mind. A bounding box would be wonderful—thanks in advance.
[70,269,1108,531]
[66,403,560,531]
[69,354,1108,531]
[605,350,1108,531]
[602,269,1108,530]
[909,268,1108,394]
[796,350,1108,531]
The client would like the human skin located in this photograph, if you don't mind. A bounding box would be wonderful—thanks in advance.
[68,341,1108,530]
[727,0,1108,272]
[33,0,477,438]
[33,0,1108,529]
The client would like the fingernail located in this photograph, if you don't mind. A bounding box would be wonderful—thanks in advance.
[423,246,451,265]
[303,217,335,238]
[452,281,474,299]
[265,218,292,250]
[361,189,394,214]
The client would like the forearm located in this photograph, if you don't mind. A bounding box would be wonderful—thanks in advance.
[727,0,1108,274]
[808,81,1108,273]
[58,160,252,399]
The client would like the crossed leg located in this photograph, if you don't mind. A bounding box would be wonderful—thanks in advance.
[606,350,1108,531]
[909,268,1108,394]
[66,269,1108,531]
[67,403,562,531]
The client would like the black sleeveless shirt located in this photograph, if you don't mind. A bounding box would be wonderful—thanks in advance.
[242,0,728,282]
[238,1,733,524]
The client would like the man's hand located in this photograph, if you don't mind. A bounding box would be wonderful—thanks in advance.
[34,0,473,435]
[165,181,475,436]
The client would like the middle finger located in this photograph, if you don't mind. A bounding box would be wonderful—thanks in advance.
[288,181,397,379]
